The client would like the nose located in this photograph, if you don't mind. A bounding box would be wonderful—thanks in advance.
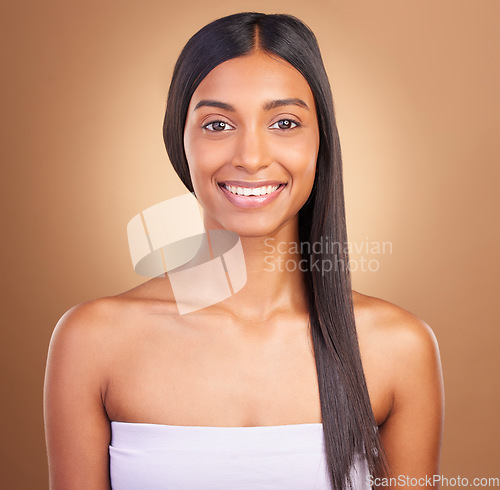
[230,127,271,172]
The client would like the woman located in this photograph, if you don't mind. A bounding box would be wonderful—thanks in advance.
[44,12,444,489]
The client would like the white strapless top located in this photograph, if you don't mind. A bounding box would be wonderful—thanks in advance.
[109,421,371,489]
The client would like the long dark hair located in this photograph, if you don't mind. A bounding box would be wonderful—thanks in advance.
[163,12,387,489]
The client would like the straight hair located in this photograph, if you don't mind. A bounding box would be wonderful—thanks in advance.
[163,12,387,489]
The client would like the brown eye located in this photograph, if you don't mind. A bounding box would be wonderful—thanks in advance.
[203,121,234,132]
[270,119,299,130]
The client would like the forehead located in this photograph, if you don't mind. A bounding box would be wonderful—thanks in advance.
[189,51,316,109]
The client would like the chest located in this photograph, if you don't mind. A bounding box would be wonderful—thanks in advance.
[103,320,390,427]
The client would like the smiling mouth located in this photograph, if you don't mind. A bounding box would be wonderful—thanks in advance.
[220,183,284,196]
[217,181,287,209]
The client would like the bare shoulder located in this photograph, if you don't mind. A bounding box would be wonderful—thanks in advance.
[352,292,444,474]
[47,297,127,393]
[54,278,175,332]
[51,295,132,352]
[44,281,176,488]
[352,290,444,440]
[48,278,177,371]
[352,289,443,414]
[353,290,440,363]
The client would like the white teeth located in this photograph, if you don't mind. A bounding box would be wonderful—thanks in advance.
[224,184,280,196]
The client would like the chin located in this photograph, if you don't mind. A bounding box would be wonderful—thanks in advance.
[217,215,292,239]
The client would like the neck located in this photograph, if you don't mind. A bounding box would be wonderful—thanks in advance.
[210,219,309,323]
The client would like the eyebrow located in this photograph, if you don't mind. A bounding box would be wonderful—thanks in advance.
[194,100,235,112]
[193,98,310,112]
[264,98,309,111]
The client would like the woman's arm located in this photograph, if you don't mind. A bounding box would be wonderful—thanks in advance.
[44,301,113,490]
[377,314,445,488]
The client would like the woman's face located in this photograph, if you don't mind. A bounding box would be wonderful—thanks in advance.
[183,50,320,238]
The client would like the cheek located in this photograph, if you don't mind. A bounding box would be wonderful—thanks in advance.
[184,133,226,187]
[272,135,318,183]
[184,139,233,210]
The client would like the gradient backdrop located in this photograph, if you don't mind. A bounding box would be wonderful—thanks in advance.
[1,0,499,487]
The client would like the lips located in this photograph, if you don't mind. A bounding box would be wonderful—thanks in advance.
[223,183,279,197]
[218,180,287,209]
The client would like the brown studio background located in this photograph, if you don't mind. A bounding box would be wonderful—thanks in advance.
[1,0,499,487]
